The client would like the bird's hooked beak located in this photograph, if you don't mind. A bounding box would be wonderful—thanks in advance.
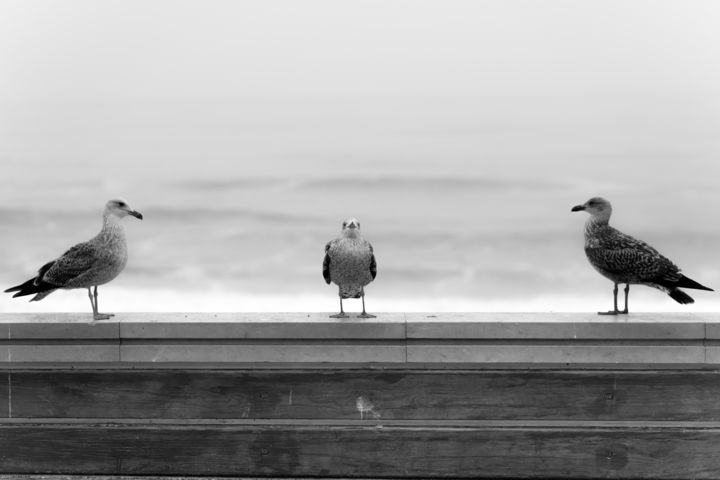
[571,204,585,212]
[129,210,143,220]
[347,222,357,229]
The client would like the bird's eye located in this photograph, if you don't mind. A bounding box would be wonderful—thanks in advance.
[342,222,347,227]
[588,201,596,207]
[118,202,127,208]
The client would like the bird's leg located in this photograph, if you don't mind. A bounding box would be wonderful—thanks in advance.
[330,297,349,318]
[621,284,630,314]
[358,290,376,318]
[87,287,97,316]
[598,283,621,315]
[93,286,114,320]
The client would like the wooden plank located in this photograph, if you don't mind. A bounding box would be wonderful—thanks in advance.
[0,373,6,418]
[8,370,720,421]
[0,477,382,480]
[0,425,718,478]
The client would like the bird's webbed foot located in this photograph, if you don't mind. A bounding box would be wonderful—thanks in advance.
[597,310,621,316]
[358,313,376,318]
[93,313,114,321]
[329,313,349,319]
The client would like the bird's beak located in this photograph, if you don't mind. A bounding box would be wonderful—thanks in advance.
[571,205,585,212]
[348,223,357,229]
[129,210,143,220]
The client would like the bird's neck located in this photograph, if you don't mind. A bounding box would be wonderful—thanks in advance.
[585,214,610,236]
[99,213,126,243]
[343,230,362,240]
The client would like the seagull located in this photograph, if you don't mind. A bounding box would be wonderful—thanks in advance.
[323,217,377,318]
[572,197,713,314]
[4,199,143,320]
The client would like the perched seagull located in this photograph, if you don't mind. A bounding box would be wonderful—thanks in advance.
[5,199,143,320]
[323,217,377,318]
[572,197,713,314]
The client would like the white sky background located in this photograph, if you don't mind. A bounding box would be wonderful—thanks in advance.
[2,0,720,174]
[2,1,720,100]
[1,1,720,313]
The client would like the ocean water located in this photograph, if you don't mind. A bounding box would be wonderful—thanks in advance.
[2,156,720,314]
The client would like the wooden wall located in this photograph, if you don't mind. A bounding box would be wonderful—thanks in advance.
[1,312,719,478]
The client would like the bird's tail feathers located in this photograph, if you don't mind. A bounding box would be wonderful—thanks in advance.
[5,277,57,300]
[4,283,25,293]
[677,275,714,292]
[4,278,38,295]
[669,289,695,305]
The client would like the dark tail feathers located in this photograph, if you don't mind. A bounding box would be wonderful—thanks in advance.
[676,275,714,292]
[4,277,56,299]
[669,289,695,305]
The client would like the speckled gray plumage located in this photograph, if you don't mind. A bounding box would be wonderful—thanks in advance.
[5,199,142,319]
[573,197,712,308]
[583,221,682,291]
[323,237,376,298]
[30,216,129,300]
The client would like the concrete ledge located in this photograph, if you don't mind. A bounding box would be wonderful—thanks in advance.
[406,344,706,364]
[120,344,405,363]
[1,313,719,366]
[405,312,708,339]
[119,313,406,339]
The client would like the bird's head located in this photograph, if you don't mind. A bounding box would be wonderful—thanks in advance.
[571,197,612,220]
[341,217,361,238]
[105,199,143,220]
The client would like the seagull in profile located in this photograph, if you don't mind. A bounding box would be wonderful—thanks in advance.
[572,197,713,314]
[323,217,377,318]
[5,199,143,320]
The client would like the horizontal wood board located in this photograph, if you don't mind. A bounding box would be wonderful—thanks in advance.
[3,369,720,422]
[1,425,719,478]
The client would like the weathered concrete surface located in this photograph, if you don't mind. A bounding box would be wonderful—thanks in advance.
[0,313,718,366]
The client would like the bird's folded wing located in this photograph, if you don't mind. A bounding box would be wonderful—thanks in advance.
[42,242,102,286]
[586,246,680,282]
[322,241,332,284]
[603,228,661,253]
[369,243,377,280]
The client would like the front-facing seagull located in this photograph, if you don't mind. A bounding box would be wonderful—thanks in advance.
[4,199,143,320]
[323,217,377,318]
[572,197,712,314]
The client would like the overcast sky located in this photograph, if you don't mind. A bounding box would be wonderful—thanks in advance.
[1,1,719,185]
[2,1,720,313]
[3,0,720,100]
